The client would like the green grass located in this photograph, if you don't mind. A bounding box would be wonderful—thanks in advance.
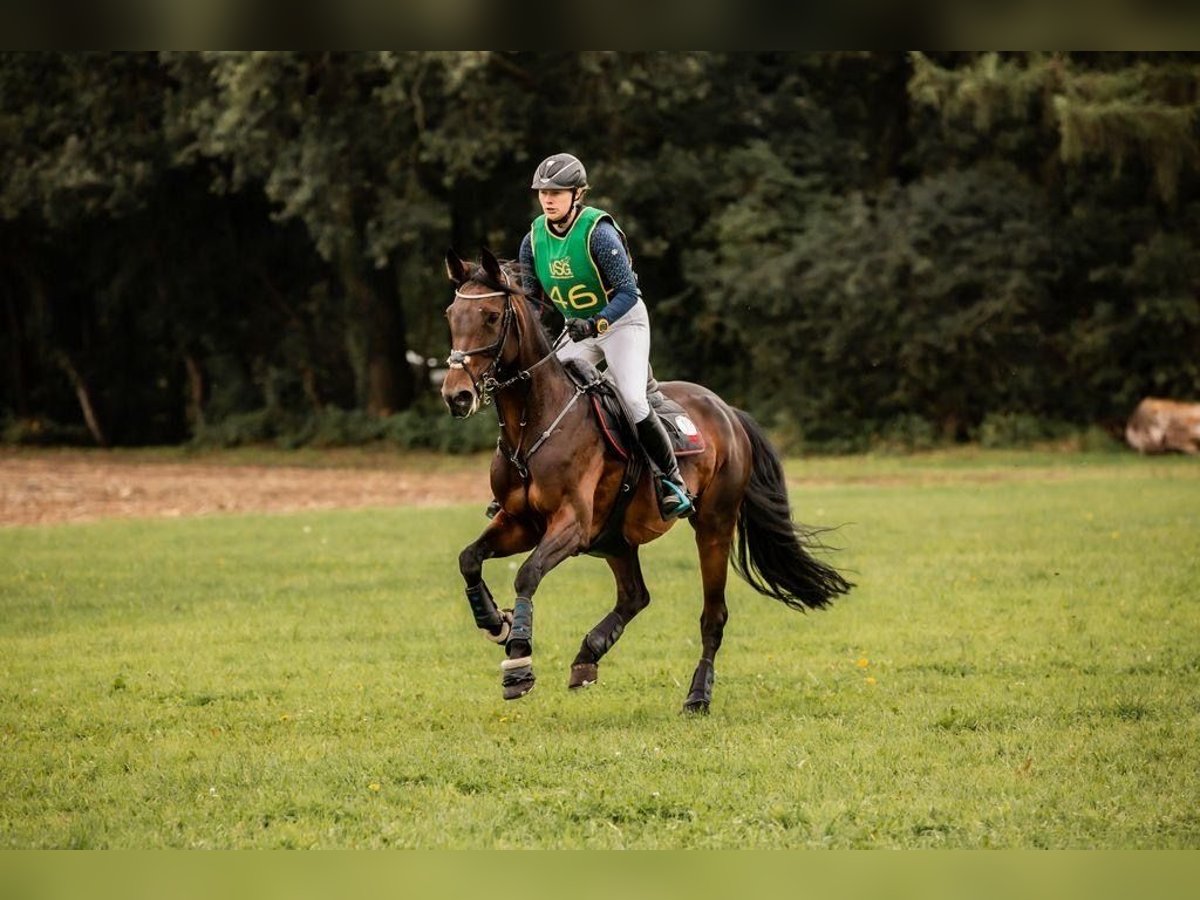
[1,451,1198,848]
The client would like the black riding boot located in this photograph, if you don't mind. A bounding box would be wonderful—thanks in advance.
[635,413,695,519]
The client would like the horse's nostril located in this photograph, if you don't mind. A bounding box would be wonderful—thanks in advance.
[446,390,474,415]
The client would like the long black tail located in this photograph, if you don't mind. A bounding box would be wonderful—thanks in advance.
[732,409,854,611]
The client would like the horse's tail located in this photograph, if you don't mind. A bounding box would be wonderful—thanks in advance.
[731,409,854,611]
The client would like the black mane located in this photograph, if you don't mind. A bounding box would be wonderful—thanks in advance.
[465,260,556,350]
[466,260,530,298]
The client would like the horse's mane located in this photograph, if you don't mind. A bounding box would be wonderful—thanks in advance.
[464,259,529,296]
[466,259,556,350]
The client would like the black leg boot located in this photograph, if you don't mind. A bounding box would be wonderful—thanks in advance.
[635,413,695,519]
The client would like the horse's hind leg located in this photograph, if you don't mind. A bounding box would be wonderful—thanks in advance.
[683,519,735,715]
[569,548,650,689]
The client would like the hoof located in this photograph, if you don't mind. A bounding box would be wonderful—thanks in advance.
[503,678,535,701]
[501,656,535,701]
[681,696,710,715]
[568,662,598,690]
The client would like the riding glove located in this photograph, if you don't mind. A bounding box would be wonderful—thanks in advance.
[566,317,598,342]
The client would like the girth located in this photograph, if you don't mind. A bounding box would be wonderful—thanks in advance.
[561,360,645,558]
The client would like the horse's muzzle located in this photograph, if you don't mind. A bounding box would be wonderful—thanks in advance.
[444,387,478,418]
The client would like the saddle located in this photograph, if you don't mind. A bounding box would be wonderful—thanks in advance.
[562,360,705,557]
[563,360,707,461]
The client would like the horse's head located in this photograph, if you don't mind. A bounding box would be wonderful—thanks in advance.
[441,248,520,418]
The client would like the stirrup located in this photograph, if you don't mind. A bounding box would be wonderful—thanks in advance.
[658,479,694,519]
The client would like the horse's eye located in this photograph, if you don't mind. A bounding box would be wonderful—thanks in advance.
[484,312,500,327]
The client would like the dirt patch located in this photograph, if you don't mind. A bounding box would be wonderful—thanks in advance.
[5,447,1188,528]
[0,453,492,526]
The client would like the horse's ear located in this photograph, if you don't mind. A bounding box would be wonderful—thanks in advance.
[445,248,469,287]
[480,247,503,284]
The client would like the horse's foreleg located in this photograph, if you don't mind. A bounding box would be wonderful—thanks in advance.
[458,513,537,646]
[569,549,650,689]
[683,524,734,715]
[501,509,587,700]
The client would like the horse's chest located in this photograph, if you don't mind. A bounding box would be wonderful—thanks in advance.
[493,475,544,521]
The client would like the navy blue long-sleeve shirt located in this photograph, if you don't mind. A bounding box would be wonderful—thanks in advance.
[519,219,641,323]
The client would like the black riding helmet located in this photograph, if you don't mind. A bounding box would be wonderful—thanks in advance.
[530,153,588,191]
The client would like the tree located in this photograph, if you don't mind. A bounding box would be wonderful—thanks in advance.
[167,52,428,416]
[909,52,1200,203]
[0,52,171,444]
[909,52,1200,420]
[4,52,1196,449]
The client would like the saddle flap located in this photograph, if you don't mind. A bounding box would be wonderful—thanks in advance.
[590,396,630,461]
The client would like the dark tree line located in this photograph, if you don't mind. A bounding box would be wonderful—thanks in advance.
[2,52,1197,450]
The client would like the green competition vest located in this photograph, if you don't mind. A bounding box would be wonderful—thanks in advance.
[530,206,628,319]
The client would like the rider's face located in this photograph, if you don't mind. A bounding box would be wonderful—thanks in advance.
[538,189,574,222]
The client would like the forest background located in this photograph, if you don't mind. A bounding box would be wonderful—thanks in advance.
[2,51,1197,453]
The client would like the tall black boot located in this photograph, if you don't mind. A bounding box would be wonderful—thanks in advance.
[635,413,694,519]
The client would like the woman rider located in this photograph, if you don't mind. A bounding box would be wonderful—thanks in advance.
[518,152,693,519]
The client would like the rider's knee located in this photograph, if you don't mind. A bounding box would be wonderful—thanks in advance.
[624,395,650,423]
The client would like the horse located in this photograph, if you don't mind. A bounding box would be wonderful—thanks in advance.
[442,248,853,713]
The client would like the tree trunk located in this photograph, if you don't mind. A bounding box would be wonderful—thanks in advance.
[184,352,206,431]
[56,351,108,447]
[251,262,324,412]
[2,271,29,417]
[340,250,414,417]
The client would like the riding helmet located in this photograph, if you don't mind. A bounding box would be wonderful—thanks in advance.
[530,153,588,190]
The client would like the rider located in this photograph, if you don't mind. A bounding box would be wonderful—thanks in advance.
[519,152,693,519]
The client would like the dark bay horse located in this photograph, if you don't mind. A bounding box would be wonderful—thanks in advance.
[442,249,852,712]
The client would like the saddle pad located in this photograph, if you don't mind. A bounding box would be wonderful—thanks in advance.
[651,396,707,457]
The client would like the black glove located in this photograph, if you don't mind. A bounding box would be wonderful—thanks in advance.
[566,317,597,342]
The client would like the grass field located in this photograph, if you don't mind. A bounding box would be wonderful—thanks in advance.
[2,449,1198,848]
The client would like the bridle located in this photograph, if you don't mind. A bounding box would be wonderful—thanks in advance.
[445,273,566,406]
[445,286,516,403]
[445,268,577,480]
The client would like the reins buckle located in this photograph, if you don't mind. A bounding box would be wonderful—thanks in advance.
[481,376,499,403]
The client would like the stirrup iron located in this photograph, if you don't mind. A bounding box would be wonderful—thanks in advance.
[657,477,694,519]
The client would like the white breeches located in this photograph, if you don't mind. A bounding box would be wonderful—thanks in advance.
[555,299,651,423]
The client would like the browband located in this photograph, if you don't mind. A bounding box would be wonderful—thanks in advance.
[454,289,508,299]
